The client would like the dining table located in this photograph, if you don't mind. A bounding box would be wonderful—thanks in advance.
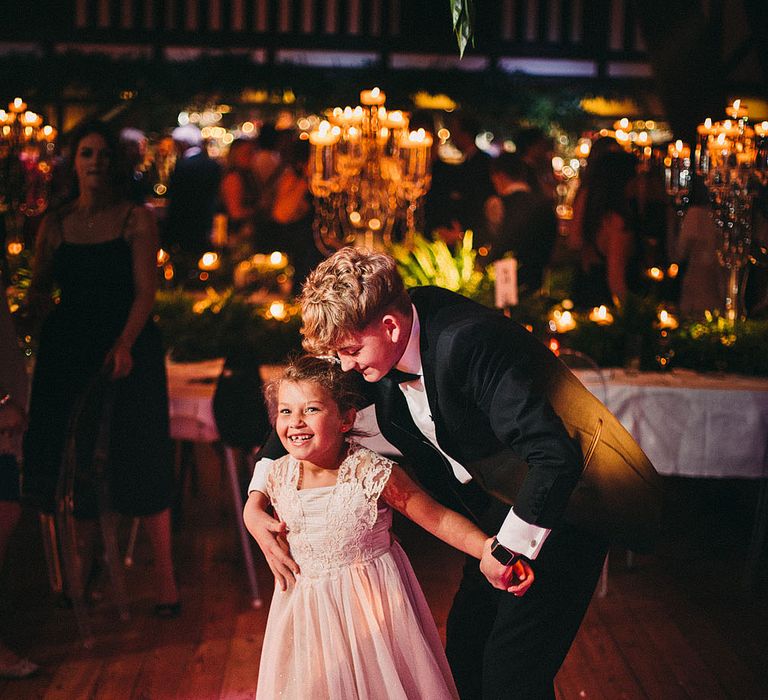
[575,367,768,586]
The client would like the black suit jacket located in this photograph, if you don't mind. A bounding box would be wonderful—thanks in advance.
[262,286,663,551]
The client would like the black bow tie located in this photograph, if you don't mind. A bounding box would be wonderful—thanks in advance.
[386,368,420,384]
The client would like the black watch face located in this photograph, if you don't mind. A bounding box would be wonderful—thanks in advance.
[492,543,516,566]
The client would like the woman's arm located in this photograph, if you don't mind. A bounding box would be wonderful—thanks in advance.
[27,213,59,319]
[271,168,310,224]
[107,204,158,378]
[220,171,254,221]
[600,211,633,303]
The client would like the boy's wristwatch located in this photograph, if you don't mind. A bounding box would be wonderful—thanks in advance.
[490,537,521,567]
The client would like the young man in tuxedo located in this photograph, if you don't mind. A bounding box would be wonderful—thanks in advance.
[245,248,661,699]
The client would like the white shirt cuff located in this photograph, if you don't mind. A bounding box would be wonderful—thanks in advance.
[248,457,273,495]
[496,508,550,560]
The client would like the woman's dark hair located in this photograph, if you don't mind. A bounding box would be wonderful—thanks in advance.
[581,149,638,246]
[64,119,127,200]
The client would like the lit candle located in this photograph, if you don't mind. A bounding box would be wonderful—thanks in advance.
[754,121,768,138]
[400,129,433,180]
[550,309,576,333]
[656,309,679,330]
[588,305,614,325]
[697,118,714,135]
[382,110,409,130]
[40,125,57,142]
[360,87,386,106]
[268,301,287,321]
[718,120,740,138]
[198,251,220,271]
[9,97,27,113]
[309,120,341,146]
[668,140,691,159]
[725,99,748,119]
[646,267,664,281]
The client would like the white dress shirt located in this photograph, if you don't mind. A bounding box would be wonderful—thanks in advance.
[248,305,550,559]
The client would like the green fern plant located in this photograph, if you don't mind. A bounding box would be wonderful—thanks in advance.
[391,232,493,306]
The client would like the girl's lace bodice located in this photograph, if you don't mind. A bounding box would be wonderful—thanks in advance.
[266,444,394,578]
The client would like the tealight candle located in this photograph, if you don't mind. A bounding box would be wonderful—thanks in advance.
[360,87,386,106]
[588,305,614,325]
[550,309,576,333]
[656,309,679,330]
[646,267,664,281]
[198,251,220,271]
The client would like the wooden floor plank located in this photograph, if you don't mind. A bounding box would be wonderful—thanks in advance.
[1,455,766,699]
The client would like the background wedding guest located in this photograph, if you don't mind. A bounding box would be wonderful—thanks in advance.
[424,111,493,244]
[119,127,152,205]
[515,126,556,202]
[164,124,222,254]
[675,176,724,316]
[268,137,322,292]
[484,152,558,296]
[571,149,642,307]
[564,136,622,255]
[0,272,39,679]
[219,138,259,250]
[23,120,179,617]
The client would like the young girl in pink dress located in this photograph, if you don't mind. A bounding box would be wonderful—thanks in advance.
[245,356,526,699]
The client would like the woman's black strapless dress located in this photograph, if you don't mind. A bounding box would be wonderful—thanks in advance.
[24,233,173,516]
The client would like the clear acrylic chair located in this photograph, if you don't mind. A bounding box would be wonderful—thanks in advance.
[54,371,130,648]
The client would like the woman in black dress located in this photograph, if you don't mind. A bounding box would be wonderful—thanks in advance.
[24,121,179,615]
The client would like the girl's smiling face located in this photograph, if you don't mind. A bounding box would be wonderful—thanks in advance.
[276,380,355,470]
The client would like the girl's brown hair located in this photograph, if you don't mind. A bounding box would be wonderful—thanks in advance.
[266,355,367,435]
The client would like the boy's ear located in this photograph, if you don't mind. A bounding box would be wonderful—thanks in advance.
[381,313,402,344]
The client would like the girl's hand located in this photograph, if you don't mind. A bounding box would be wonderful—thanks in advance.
[479,537,535,596]
[105,341,133,379]
[505,558,535,597]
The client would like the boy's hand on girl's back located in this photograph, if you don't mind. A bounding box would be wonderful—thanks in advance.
[244,497,300,591]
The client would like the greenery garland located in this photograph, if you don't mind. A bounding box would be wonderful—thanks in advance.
[6,236,768,375]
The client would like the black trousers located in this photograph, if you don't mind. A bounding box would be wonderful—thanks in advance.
[445,513,608,700]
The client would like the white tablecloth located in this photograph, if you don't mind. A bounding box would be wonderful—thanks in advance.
[168,361,768,480]
[576,368,768,479]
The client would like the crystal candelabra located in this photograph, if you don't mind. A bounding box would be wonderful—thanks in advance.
[0,97,57,262]
[308,87,433,254]
[694,100,767,324]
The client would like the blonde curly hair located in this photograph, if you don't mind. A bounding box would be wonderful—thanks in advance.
[298,248,411,354]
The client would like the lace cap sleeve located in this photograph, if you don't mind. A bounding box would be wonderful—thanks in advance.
[346,445,394,508]
[265,453,292,502]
